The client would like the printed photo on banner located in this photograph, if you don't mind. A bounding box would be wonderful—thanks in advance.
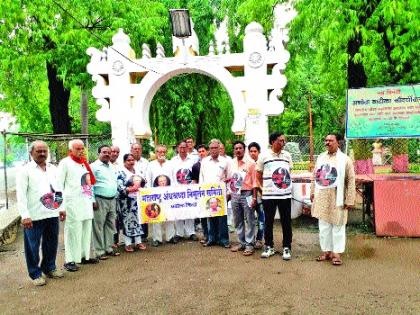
[139,183,227,224]
[206,197,224,216]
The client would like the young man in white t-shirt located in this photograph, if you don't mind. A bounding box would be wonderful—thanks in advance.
[256,132,293,260]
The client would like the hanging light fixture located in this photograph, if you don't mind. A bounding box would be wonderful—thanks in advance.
[169,9,192,38]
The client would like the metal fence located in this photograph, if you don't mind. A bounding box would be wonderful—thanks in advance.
[0,132,111,210]
[1,132,419,210]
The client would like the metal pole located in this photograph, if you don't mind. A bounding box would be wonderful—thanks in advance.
[2,131,9,209]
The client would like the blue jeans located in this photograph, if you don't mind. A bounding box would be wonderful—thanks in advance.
[255,201,265,241]
[23,217,59,279]
[207,215,229,246]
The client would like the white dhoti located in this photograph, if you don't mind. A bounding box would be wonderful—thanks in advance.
[319,218,346,253]
[175,219,195,237]
[64,219,92,263]
[152,221,176,242]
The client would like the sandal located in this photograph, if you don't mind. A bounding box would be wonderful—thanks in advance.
[125,246,134,253]
[99,254,109,260]
[136,243,147,251]
[106,250,121,257]
[332,256,343,266]
[243,249,254,256]
[316,252,332,262]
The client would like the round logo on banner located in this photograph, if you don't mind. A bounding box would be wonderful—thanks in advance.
[271,168,291,189]
[145,203,161,219]
[176,168,192,184]
[315,164,338,186]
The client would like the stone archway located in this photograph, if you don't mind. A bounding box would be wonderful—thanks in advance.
[87,20,291,155]
[131,65,246,139]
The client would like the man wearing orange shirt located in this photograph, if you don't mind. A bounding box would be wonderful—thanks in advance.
[228,141,258,256]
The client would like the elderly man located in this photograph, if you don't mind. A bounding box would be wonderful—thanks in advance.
[256,132,293,260]
[199,139,230,248]
[91,145,120,260]
[130,142,149,241]
[228,141,258,256]
[58,139,95,272]
[16,141,66,286]
[311,134,355,266]
[171,140,198,241]
[146,144,176,246]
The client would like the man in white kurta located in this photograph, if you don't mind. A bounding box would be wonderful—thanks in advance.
[58,139,94,271]
[311,134,355,266]
[146,145,176,246]
[171,140,198,241]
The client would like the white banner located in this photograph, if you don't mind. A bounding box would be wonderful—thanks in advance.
[138,183,227,224]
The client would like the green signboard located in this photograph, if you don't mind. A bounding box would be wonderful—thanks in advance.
[346,84,420,139]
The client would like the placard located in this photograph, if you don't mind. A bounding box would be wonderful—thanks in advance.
[346,84,420,138]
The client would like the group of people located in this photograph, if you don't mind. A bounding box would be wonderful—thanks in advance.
[16,132,355,286]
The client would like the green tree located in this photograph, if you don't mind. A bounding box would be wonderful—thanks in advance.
[0,0,168,133]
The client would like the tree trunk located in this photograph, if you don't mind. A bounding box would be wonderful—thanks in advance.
[46,62,71,134]
[347,35,367,88]
[80,88,88,134]
[347,27,370,173]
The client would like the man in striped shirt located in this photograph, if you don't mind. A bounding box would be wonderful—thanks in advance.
[256,132,293,260]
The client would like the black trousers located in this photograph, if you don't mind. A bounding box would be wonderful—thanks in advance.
[262,198,292,249]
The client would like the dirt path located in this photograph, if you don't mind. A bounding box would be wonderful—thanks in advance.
[0,225,419,315]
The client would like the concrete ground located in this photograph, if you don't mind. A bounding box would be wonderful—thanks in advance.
[0,219,419,315]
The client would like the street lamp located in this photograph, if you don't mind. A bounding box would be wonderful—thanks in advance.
[170,9,192,65]
[169,9,192,38]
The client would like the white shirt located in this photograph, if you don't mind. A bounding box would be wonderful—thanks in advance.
[16,160,61,221]
[256,149,293,200]
[57,157,94,220]
[199,155,229,184]
[188,149,200,164]
[171,155,195,186]
[134,157,149,178]
[146,159,173,187]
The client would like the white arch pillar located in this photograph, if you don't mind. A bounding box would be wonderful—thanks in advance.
[87,20,292,153]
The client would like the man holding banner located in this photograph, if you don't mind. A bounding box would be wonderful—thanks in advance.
[146,145,176,247]
[200,139,230,248]
[171,140,198,241]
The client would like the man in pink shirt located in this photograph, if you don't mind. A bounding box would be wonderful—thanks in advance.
[228,141,258,256]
